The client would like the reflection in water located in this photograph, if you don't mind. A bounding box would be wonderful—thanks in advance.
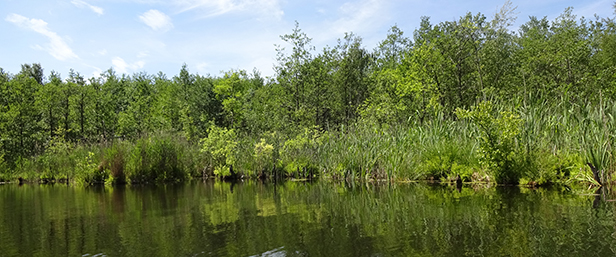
[0,181,615,256]
[111,186,126,214]
[593,187,603,209]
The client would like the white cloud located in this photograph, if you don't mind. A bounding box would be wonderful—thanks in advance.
[574,0,613,19]
[137,51,149,58]
[139,9,174,32]
[335,0,386,34]
[196,62,210,73]
[5,13,79,61]
[71,0,104,15]
[174,0,283,19]
[85,65,103,79]
[311,0,388,44]
[112,57,145,74]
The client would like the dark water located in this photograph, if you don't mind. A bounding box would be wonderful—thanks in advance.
[1,181,615,257]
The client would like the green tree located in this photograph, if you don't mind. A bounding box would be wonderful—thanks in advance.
[35,71,62,140]
[374,25,412,70]
[3,73,41,166]
[67,69,94,140]
[100,69,129,139]
[333,33,373,125]
[119,72,156,137]
[171,65,221,140]
[213,70,250,129]
[274,22,316,129]
[200,125,238,177]
[516,8,593,100]
[456,102,523,184]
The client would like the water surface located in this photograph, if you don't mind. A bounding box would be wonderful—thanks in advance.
[1,181,615,256]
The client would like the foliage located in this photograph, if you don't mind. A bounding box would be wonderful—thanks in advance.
[2,6,616,185]
[73,151,106,185]
[200,125,238,177]
[253,138,275,175]
[456,101,523,184]
[278,127,323,177]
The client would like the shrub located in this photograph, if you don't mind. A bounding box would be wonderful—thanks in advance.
[200,125,238,177]
[253,138,274,176]
[456,101,523,184]
[102,142,127,185]
[279,128,321,177]
[74,152,106,185]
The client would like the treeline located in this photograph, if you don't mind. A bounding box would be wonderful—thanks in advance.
[1,4,616,184]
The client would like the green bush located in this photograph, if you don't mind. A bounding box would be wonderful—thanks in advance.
[279,128,322,177]
[253,138,274,175]
[102,142,127,185]
[74,152,106,185]
[456,101,523,184]
[200,125,238,177]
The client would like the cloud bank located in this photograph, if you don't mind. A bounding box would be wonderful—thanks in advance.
[174,0,284,19]
[5,13,79,61]
[112,57,145,74]
[139,9,174,32]
[71,0,105,15]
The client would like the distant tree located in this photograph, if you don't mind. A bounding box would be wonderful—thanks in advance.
[36,71,62,139]
[334,33,373,125]
[3,74,41,166]
[68,69,94,140]
[374,25,412,70]
[20,63,44,85]
[119,72,156,137]
[274,21,316,129]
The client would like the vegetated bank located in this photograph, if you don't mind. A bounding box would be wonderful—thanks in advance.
[1,4,615,186]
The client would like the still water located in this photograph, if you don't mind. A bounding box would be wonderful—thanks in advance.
[1,181,615,256]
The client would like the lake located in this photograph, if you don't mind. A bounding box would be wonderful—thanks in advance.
[1,181,615,256]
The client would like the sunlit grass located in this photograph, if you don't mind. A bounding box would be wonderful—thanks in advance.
[7,94,616,186]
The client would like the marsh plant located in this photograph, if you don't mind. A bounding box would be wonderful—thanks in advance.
[253,138,274,177]
[4,5,616,186]
[200,125,238,177]
[456,101,524,184]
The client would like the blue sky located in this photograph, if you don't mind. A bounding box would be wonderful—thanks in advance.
[1,0,614,80]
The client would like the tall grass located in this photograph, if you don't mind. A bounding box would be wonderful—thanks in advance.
[233,119,481,182]
[236,94,615,185]
[14,132,207,185]
[9,94,616,186]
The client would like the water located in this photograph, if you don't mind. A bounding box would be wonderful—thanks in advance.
[1,181,615,256]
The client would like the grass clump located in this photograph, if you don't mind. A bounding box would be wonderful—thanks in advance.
[125,133,190,183]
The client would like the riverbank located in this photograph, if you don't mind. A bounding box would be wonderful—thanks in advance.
[2,100,610,187]
[2,7,616,188]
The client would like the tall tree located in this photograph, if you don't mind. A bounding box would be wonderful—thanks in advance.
[36,71,62,139]
[68,69,94,140]
[274,22,316,129]
[334,33,373,125]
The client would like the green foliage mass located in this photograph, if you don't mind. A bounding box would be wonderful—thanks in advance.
[1,4,616,185]
[456,101,523,184]
[200,125,238,177]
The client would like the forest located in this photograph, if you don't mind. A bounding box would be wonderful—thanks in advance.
[1,3,616,186]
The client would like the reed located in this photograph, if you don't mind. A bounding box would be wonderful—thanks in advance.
[8,93,616,186]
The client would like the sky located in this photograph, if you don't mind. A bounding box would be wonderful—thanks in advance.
[1,0,614,80]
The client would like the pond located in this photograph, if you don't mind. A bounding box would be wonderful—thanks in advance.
[1,181,615,256]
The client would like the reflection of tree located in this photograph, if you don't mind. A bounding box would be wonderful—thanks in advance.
[111,186,126,214]
[2,182,616,256]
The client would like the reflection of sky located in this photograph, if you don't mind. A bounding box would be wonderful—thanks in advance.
[1,0,613,79]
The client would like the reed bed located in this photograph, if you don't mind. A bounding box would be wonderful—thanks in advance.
[9,95,616,186]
